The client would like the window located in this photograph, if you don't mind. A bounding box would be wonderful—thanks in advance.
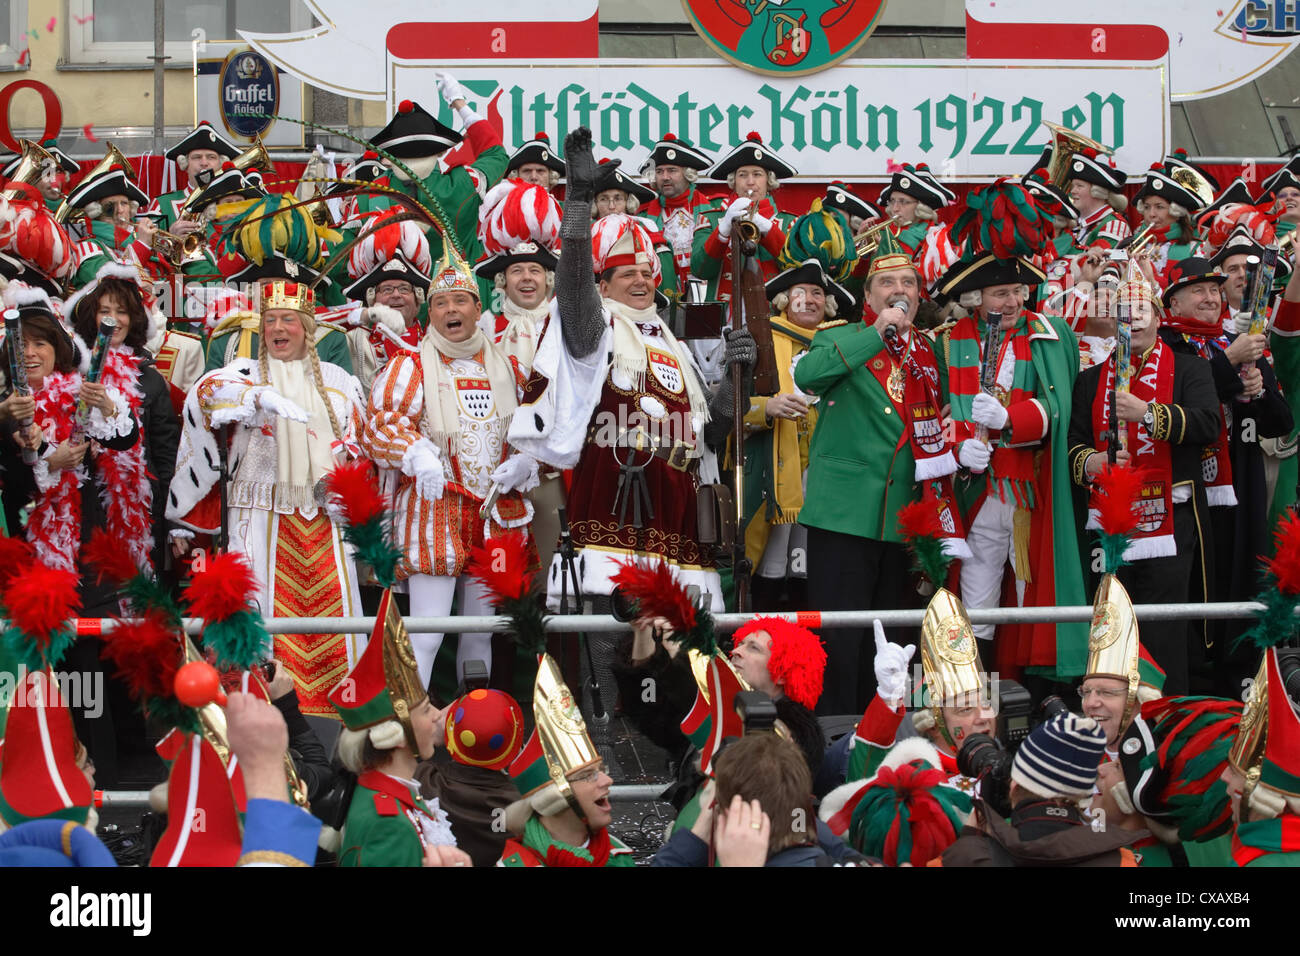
[67,0,312,66]
[0,1,27,70]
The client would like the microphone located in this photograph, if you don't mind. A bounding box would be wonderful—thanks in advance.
[884,298,909,343]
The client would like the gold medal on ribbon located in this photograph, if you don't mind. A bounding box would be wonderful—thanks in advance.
[887,364,906,404]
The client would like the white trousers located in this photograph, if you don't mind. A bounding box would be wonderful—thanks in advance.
[958,496,1027,641]
[407,573,495,689]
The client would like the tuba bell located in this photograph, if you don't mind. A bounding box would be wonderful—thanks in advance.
[231,136,273,176]
[1041,121,1113,190]
[2,140,59,202]
[1169,164,1216,209]
[52,141,135,223]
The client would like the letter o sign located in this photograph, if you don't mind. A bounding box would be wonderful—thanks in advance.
[0,80,62,152]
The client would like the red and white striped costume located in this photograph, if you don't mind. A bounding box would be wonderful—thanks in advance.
[362,330,535,685]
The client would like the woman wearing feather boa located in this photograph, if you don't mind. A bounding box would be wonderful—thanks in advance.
[1,283,160,788]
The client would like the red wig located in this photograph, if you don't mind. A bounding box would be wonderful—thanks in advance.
[732,616,826,710]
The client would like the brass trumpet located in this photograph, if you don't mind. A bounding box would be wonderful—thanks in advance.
[1124,222,1159,259]
[732,190,762,249]
[853,215,901,257]
[151,229,203,267]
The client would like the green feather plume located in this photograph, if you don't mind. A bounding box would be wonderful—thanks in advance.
[778,197,859,281]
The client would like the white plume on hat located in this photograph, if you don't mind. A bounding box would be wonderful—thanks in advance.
[479,180,562,257]
[347,211,432,281]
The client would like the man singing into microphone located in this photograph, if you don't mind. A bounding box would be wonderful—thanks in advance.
[933,183,1086,682]
[795,233,961,715]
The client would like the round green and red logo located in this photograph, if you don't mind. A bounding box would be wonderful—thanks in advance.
[683,0,887,76]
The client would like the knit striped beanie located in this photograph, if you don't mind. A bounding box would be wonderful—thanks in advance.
[1011,714,1106,800]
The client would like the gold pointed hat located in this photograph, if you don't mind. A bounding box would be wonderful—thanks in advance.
[428,237,479,302]
[328,588,427,751]
[920,587,986,709]
[508,654,600,811]
[1084,574,1166,728]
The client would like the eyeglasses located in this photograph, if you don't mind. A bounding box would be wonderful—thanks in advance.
[1076,684,1126,701]
[567,763,608,785]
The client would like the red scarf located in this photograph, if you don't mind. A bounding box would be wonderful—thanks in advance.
[543,825,614,867]
[864,318,968,555]
[866,320,955,481]
[1158,317,1236,506]
[1090,338,1177,560]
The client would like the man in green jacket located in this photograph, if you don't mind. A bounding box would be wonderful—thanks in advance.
[795,233,959,715]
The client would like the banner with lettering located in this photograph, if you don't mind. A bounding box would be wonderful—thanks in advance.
[394,57,1168,181]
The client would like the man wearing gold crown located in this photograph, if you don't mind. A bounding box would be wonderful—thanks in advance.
[498,654,633,866]
[167,263,368,715]
[361,244,536,690]
[507,128,751,612]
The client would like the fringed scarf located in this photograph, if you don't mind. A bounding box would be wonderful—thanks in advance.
[605,298,710,432]
[496,295,550,372]
[1157,318,1237,507]
[419,324,518,458]
[1089,339,1177,560]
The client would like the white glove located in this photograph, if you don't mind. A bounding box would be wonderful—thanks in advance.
[873,621,915,707]
[958,439,991,473]
[436,71,469,106]
[255,388,310,423]
[718,197,752,240]
[752,212,774,237]
[971,392,1009,430]
[490,453,540,494]
[403,441,446,501]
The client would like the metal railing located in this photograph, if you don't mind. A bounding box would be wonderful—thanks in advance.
[66,600,1296,810]
[51,600,1300,638]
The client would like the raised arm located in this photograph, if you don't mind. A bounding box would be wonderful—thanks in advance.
[556,128,606,359]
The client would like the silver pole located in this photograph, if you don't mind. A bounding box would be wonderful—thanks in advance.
[152,0,165,154]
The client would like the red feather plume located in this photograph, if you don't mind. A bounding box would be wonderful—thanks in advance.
[1264,510,1300,595]
[184,552,258,622]
[0,536,34,588]
[466,532,533,603]
[609,559,697,634]
[83,526,143,586]
[5,565,80,642]
[100,612,182,702]
[1091,463,1146,537]
[324,459,386,527]
[896,498,944,541]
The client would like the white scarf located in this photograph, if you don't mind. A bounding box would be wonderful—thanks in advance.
[603,298,710,428]
[419,324,518,457]
[266,357,337,512]
[498,295,550,371]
